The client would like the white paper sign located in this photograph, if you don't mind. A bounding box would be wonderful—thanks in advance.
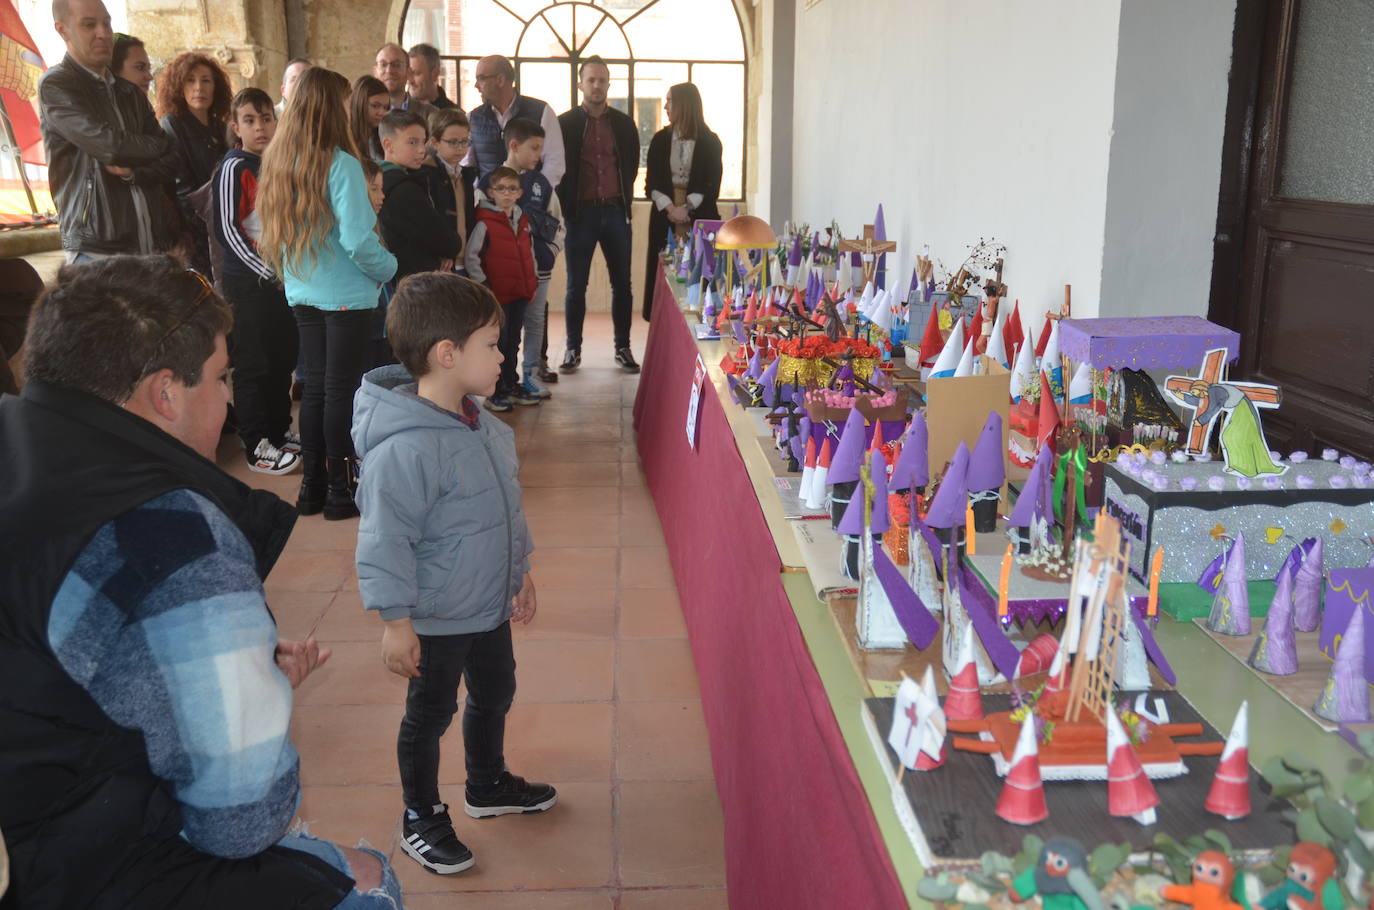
[686,355,707,448]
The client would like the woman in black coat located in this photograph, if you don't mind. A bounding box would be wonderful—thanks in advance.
[155,52,232,274]
[642,82,722,321]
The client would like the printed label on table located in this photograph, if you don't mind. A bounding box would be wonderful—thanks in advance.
[686,354,707,448]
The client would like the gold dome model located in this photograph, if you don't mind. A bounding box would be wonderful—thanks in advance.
[714,214,777,250]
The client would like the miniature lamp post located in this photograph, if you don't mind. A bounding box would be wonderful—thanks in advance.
[715,214,777,305]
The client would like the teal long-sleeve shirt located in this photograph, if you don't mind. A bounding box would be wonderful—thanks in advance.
[281,147,397,311]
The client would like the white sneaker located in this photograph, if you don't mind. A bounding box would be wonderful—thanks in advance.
[248,438,302,475]
[282,429,302,454]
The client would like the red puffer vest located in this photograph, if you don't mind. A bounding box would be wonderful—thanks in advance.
[476,206,538,304]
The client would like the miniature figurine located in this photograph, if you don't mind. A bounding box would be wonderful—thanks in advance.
[1207,533,1251,636]
[1164,348,1284,477]
[1160,850,1244,910]
[1008,837,1103,910]
[1204,701,1250,820]
[1260,842,1342,910]
[1293,536,1325,633]
[995,714,1049,826]
[1314,605,1369,724]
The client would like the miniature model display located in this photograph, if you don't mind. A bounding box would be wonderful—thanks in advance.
[652,209,1374,904]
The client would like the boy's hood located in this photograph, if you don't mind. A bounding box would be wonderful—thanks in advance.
[381,161,424,191]
[353,364,476,459]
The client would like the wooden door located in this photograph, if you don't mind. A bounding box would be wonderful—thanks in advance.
[1209,0,1374,459]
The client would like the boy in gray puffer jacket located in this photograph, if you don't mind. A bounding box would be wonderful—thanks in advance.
[352,272,557,878]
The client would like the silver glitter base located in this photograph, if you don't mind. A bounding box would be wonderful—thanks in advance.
[1102,464,1374,583]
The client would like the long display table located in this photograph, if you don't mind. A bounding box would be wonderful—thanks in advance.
[632,262,1362,909]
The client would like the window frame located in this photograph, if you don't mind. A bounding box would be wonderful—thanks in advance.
[399,0,749,201]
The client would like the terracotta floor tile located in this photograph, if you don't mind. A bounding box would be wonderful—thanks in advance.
[618,639,701,701]
[618,888,729,909]
[513,587,616,640]
[530,547,619,590]
[312,591,385,643]
[512,639,615,702]
[619,506,667,548]
[534,407,624,428]
[281,515,361,551]
[619,547,676,588]
[618,781,725,888]
[522,460,620,488]
[522,486,621,518]
[621,462,647,487]
[292,704,402,787]
[522,442,624,464]
[617,701,714,781]
[620,443,640,463]
[295,783,403,856]
[294,640,407,706]
[407,893,613,910]
[266,549,357,593]
[438,702,613,784]
[619,485,655,511]
[527,512,620,548]
[261,590,333,641]
[618,588,687,640]
[392,782,612,894]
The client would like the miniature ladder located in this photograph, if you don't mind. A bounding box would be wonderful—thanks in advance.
[1065,514,1132,723]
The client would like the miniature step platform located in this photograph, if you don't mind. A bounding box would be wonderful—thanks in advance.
[862,691,1291,865]
[952,706,1215,780]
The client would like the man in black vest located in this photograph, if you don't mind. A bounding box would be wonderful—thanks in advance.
[556,56,640,374]
[0,256,400,908]
[464,55,564,187]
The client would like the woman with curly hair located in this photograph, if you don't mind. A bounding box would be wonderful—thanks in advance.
[349,75,390,163]
[156,52,233,273]
[258,67,396,519]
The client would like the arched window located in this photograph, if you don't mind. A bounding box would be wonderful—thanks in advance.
[400,0,747,199]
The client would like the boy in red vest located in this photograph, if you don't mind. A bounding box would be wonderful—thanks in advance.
[465,165,538,412]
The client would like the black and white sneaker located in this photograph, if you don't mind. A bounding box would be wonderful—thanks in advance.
[400,805,475,874]
[559,348,581,373]
[248,438,301,475]
[464,771,558,818]
[281,429,302,454]
[614,347,640,374]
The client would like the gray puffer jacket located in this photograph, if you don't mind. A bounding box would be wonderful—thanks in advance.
[353,365,532,635]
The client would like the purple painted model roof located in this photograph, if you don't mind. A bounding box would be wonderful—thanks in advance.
[1057,316,1240,370]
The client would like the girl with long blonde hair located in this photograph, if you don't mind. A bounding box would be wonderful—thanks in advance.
[258,66,396,520]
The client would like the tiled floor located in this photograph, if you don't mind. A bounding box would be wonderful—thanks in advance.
[218,315,728,908]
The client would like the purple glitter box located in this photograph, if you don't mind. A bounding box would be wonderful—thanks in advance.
[1103,461,1374,584]
[1319,569,1374,684]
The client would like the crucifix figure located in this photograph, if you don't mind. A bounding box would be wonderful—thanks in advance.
[1164,348,1285,477]
[838,224,898,289]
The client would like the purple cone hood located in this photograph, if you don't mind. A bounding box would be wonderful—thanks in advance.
[924,442,970,529]
[827,407,869,487]
[890,413,929,492]
[966,411,1005,493]
[870,448,891,535]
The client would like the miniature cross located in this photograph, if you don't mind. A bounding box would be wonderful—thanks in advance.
[838,224,898,288]
[903,701,920,747]
[1164,349,1281,454]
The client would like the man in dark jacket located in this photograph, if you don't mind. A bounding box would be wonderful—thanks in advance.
[555,56,641,374]
[39,0,176,261]
[0,255,402,908]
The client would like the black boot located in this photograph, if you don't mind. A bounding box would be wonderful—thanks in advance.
[323,455,359,521]
[296,450,326,515]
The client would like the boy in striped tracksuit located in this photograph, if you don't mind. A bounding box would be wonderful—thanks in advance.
[213,87,301,475]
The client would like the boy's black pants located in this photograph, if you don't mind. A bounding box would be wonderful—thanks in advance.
[224,272,298,450]
[497,298,527,396]
[398,622,517,809]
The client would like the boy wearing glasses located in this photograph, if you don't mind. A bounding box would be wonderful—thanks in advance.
[464,166,538,412]
[477,117,563,402]
[424,108,477,271]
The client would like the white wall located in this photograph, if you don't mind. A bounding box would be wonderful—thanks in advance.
[787,0,1236,327]
[1099,0,1237,317]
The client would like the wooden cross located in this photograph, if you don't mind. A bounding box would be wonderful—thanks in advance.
[1164,348,1281,454]
[838,224,898,288]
